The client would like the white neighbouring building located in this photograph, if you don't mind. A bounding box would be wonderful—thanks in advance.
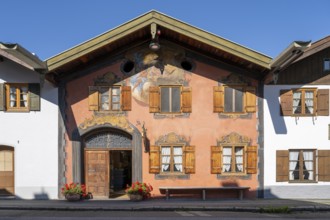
[264,37,330,199]
[0,43,58,199]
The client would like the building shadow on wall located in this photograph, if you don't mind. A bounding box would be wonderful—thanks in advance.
[264,88,287,134]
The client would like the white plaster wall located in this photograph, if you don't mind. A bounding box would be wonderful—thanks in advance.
[264,85,330,199]
[0,59,58,199]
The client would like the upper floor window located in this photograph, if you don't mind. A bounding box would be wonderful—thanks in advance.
[292,89,315,115]
[324,58,330,72]
[280,88,329,116]
[88,86,131,111]
[275,149,330,183]
[0,83,40,112]
[213,85,256,114]
[149,85,192,114]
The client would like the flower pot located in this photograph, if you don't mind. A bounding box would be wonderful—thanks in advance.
[128,194,143,201]
[65,193,81,201]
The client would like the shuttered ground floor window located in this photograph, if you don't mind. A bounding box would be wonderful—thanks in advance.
[277,149,330,182]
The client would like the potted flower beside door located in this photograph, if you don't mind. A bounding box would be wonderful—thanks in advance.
[61,183,87,201]
[126,181,153,201]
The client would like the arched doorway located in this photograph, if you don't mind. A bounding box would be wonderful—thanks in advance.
[83,128,133,198]
[0,146,14,196]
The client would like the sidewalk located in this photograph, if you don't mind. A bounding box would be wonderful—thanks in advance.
[1,198,330,212]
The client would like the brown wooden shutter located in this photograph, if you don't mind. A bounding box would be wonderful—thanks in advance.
[246,146,258,174]
[317,89,329,116]
[280,90,293,116]
[276,150,289,182]
[211,146,222,174]
[318,150,330,181]
[88,86,99,111]
[149,86,160,113]
[149,145,160,174]
[0,83,5,111]
[184,146,195,174]
[121,86,131,111]
[213,86,224,113]
[181,87,192,113]
[28,84,41,111]
[245,87,256,113]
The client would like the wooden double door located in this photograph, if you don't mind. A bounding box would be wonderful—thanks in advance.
[85,149,132,198]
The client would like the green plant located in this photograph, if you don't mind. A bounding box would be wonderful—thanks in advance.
[125,181,153,198]
[61,182,87,198]
[260,206,290,213]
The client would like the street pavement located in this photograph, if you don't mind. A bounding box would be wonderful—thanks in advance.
[1,197,330,212]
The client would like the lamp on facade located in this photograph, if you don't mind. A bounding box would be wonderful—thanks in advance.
[149,23,161,51]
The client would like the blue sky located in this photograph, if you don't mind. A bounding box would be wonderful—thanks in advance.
[1,0,329,60]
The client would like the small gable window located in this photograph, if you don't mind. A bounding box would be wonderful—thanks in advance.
[324,58,330,72]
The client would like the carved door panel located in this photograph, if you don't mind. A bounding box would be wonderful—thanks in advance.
[85,150,109,198]
[0,148,14,196]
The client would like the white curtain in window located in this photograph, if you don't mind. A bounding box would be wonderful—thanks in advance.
[235,148,243,172]
[22,87,28,107]
[161,147,171,172]
[305,92,314,114]
[289,151,299,180]
[173,147,183,172]
[10,88,16,107]
[303,151,313,180]
[292,92,301,113]
[222,147,232,172]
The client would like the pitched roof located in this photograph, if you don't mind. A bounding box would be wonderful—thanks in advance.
[0,42,46,71]
[46,10,271,77]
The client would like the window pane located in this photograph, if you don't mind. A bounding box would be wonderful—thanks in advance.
[289,151,300,180]
[112,96,120,103]
[304,91,314,114]
[161,146,171,172]
[293,92,302,114]
[161,87,170,112]
[112,88,120,95]
[302,151,314,181]
[112,103,120,110]
[224,87,233,112]
[10,87,17,107]
[171,87,181,113]
[324,59,330,71]
[234,88,243,112]
[235,147,244,172]
[222,147,232,172]
[100,88,109,110]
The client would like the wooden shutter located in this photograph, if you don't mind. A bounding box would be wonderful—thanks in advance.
[149,145,160,174]
[184,146,195,174]
[0,83,4,111]
[280,90,293,116]
[149,86,160,113]
[318,150,330,181]
[317,89,329,116]
[181,87,192,113]
[246,146,257,174]
[213,86,224,113]
[88,86,99,111]
[29,83,40,111]
[276,150,289,182]
[245,87,256,113]
[121,86,131,111]
[211,146,222,174]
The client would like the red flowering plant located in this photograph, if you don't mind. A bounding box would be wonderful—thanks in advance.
[125,181,153,199]
[61,182,87,199]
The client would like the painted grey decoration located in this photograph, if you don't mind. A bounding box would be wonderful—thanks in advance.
[84,131,132,148]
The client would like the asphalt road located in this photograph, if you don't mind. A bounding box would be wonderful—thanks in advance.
[0,210,330,220]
